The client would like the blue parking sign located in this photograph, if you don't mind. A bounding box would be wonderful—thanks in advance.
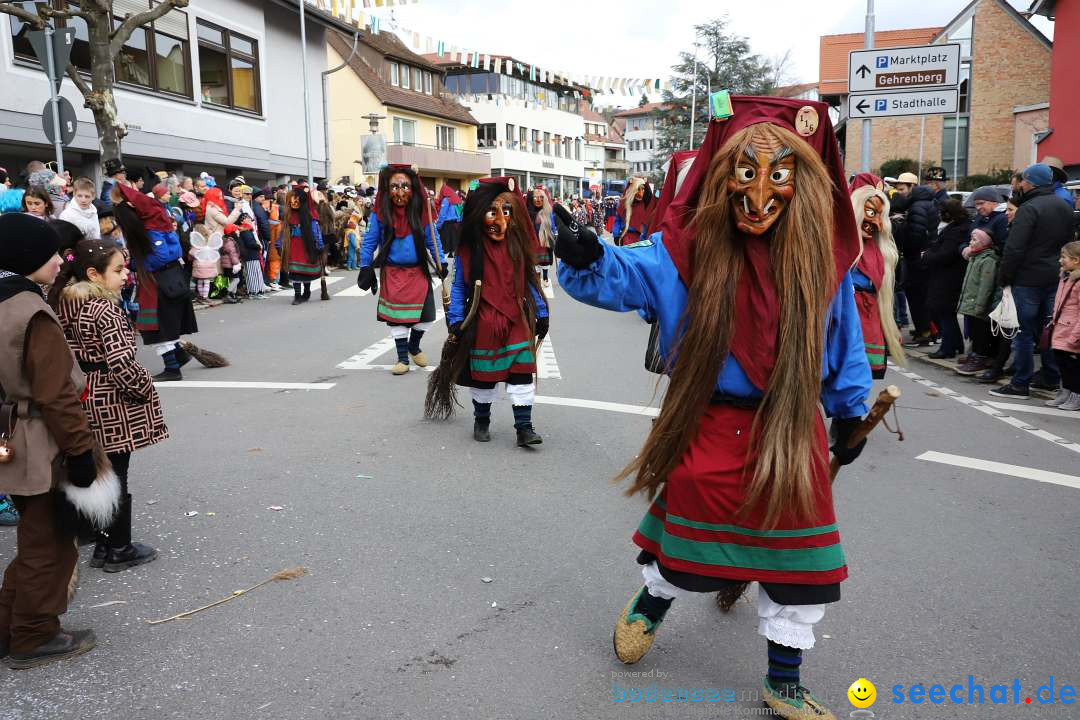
[875,56,889,68]
[875,99,887,111]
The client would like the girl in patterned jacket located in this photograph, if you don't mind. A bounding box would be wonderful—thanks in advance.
[49,238,168,573]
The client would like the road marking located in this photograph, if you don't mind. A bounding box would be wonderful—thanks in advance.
[888,364,1080,456]
[985,401,1080,420]
[536,336,562,380]
[534,395,658,417]
[338,306,446,370]
[917,451,1080,491]
[154,381,335,390]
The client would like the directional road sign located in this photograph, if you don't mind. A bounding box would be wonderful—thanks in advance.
[849,88,959,119]
[42,97,78,146]
[848,43,960,94]
[27,28,75,94]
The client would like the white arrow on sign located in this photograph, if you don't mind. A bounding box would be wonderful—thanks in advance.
[849,43,960,94]
[849,88,959,119]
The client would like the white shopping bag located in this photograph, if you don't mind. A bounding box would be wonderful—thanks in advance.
[989,286,1020,339]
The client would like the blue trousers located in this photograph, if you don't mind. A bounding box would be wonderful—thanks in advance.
[346,241,360,269]
[1010,284,1060,388]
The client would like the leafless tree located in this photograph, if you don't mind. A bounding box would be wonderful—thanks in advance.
[0,0,190,167]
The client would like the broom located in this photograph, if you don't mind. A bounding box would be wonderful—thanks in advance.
[320,248,330,301]
[147,566,308,625]
[178,341,230,368]
[425,280,482,420]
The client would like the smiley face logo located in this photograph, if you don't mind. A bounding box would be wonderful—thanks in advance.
[848,678,877,708]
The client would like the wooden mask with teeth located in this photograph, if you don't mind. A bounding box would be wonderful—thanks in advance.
[726,132,796,236]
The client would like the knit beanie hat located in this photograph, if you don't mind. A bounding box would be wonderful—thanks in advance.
[1022,164,1053,187]
[0,213,61,275]
[970,228,992,250]
[970,186,1004,204]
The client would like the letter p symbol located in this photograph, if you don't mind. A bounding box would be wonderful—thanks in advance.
[876,56,889,68]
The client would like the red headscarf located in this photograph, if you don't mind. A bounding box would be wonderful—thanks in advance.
[438,183,463,207]
[656,95,860,390]
[849,172,884,193]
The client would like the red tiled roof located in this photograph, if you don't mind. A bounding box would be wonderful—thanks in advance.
[612,102,672,117]
[580,105,605,122]
[330,32,477,126]
[819,28,943,96]
[771,82,819,98]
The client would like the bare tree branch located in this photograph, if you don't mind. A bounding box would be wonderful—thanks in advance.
[40,5,97,25]
[66,63,91,97]
[110,0,189,56]
[0,2,47,29]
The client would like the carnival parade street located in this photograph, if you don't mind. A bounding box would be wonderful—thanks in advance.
[3,268,1078,720]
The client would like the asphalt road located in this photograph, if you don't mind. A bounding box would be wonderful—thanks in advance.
[3,270,1079,720]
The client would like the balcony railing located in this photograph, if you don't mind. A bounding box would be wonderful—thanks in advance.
[387,142,491,175]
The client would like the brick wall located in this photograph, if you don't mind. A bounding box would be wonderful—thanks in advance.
[845,115,944,178]
[842,0,1051,179]
[967,0,1051,175]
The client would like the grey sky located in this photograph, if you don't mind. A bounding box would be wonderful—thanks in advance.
[382,1,1052,108]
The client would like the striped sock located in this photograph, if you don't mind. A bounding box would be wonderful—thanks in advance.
[394,338,409,363]
[408,328,424,355]
[162,350,180,371]
[511,404,532,429]
[767,640,802,697]
[472,400,491,422]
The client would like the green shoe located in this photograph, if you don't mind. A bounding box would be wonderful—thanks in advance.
[762,677,836,719]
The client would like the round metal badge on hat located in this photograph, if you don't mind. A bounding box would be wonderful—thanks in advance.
[506,177,516,192]
[795,106,819,137]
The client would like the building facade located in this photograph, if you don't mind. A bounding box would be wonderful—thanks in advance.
[1030,0,1078,178]
[581,105,627,197]
[326,31,486,190]
[427,55,586,198]
[2,0,352,185]
[614,104,668,177]
[821,0,1052,182]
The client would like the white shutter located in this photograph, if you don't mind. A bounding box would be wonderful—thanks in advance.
[150,2,190,39]
[113,0,149,17]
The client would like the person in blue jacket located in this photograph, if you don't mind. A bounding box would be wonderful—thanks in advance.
[612,176,655,246]
[556,95,871,720]
[425,176,548,448]
[358,165,445,375]
[435,183,463,256]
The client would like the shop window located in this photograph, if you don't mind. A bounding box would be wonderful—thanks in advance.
[198,19,259,112]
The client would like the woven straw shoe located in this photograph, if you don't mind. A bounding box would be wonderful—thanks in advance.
[762,677,837,720]
[612,586,664,664]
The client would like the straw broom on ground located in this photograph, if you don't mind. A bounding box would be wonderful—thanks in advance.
[147,567,308,625]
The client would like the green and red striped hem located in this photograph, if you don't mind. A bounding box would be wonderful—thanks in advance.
[377,298,425,322]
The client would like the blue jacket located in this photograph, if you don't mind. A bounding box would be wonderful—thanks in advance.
[1053,182,1076,209]
[972,210,1009,252]
[99,180,114,209]
[447,253,548,325]
[557,235,870,419]
[436,198,462,229]
[360,213,444,268]
[141,229,182,273]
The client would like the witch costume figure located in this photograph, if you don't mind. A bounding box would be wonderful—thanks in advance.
[284,183,324,306]
[435,183,463,257]
[612,176,655,246]
[425,177,549,448]
[525,185,555,288]
[556,95,871,720]
[358,165,445,375]
[849,173,905,379]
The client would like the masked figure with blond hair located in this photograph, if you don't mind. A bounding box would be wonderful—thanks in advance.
[849,173,905,379]
[612,176,655,246]
[555,96,871,720]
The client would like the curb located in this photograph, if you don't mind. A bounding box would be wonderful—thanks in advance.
[903,349,1056,400]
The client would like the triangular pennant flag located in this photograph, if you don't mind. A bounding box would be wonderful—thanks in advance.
[483,54,490,71]
[437,40,445,58]
[529,65,536,81]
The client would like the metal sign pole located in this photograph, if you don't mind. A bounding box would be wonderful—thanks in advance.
[299,0,314,186]
[44,25,65,175]
[860,0,874,173]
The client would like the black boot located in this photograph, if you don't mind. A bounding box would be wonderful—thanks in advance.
[302,283,312,302]
[512,404,542,447]
[103,494,157,573]
[473,400,491,442]
[89,538,108,569]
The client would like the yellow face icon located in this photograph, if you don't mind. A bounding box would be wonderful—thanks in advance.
[848,678,877,708]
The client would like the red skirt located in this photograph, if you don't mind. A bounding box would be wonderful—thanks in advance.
[377,265,432,325]
[855,289,887,378]
[632,405,847,586]
[468,304,535,383]
[288,242,321,280]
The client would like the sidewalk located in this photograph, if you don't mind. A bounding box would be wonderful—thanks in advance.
[902,344,1056,400]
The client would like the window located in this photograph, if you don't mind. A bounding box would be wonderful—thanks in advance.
[532,129,540,152]
[401,63,410,89]
[436,125,456,151]
[958,64,970,113]
[520,126,528,153]
[423,71,432,94]
[543,132,551,156]
[393,117,416,145]
[554,134,562,158]
[10,1,192,98]
[390,62,399,86]
[413,67,422,92]
[197,20,259,112]
[575,138,582,161]
[506,124,515,149]
[477,123,496,148]
[942,117,969,178]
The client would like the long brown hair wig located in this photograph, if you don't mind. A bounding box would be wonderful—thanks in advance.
[617,123,837,529]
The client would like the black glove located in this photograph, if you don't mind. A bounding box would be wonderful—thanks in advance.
[535,315,549,343]
[830,417,866,467]
[552,205,603,270]
[357,266,377,293]
[448,321,462,337]
[66,450,97,488]
[437,264,449,280]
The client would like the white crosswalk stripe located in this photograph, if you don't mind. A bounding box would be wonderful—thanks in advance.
[270,274,344,296]
[536,336,561,380]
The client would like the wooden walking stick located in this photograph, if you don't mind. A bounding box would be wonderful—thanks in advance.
[830,385,902,482]
[423,184,451,313]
